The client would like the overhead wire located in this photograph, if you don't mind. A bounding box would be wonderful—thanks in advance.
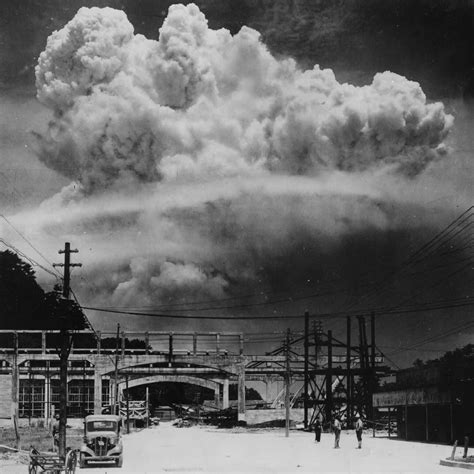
[334,207,473,315]
[0,237,59,279]
[0,214,62,278]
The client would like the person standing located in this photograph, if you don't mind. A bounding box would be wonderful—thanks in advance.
[314,417,322,442]
[355,415,363,449]
[333,416,341,448]
[52,414,60,451]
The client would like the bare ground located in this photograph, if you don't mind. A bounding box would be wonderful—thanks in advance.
[0,422,462,473]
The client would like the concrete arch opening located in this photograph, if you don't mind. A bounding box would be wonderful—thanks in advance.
[117,375,230,417]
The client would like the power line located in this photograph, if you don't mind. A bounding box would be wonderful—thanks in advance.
[387,319,474,357]
[0,237,59,279]
[81,295,474,320]
[0,214,61,277]
[335,207,473,315]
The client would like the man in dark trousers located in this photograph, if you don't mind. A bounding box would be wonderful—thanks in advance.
[333,415,341,448]
[355,414,363,449]
[52,414,60,451]
[314,417,322,442]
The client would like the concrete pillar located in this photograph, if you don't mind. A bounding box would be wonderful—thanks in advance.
[94,369,102,414]
[237,364,246,422]
[222,379,229,409]
[44,375,51,424]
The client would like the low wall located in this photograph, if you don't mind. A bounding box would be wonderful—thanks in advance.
[245,408,305,425]
[0,418,84,429]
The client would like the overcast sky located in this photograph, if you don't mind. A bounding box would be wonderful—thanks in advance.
[0,1,472,368]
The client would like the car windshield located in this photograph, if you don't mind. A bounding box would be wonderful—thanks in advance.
[87,420,117,432]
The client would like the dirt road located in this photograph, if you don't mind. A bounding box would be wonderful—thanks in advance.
[2,422,458,473]
[77,422,455,473]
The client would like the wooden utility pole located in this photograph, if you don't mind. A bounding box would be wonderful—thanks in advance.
[11,332,19,448]
[371,312,376,437]
[146,386,149,428]
[285,328,291,438]
[346,316,352,429]
[114,324,120,415]
[303,311,309,430]
[326,330,333,423]
[126,375,130,434]
[53,242,81,458]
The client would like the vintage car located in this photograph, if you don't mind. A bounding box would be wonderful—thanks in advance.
[79,414,123,468]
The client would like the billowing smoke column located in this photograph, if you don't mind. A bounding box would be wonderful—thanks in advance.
[35,4,452,193]
[30,4,456,314]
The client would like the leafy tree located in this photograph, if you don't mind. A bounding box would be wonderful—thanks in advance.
[0,250,87,330]
[0,250,46,328]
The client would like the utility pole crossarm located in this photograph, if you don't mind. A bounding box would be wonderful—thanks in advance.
[53,242,82,300]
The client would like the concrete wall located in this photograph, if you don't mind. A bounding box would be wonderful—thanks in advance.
[0,374,11,418]
[245,408,305,425]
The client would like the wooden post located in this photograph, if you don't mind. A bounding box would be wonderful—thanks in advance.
[313,321,319,423]
[168,332,174,363]
[450,402,454,443]
[145,386,149,428]
[121,331,125,357]
[53,242,81,458]
[11,332,19,449]
[44,368,51,424]
[41,331,46,354]
[216,333,220,354]
[193,333,197,356]
[371,312,376,437]
[303,311,309,430]
[114,324,120,415]
[388,407,391,438]
[126,375,130,434]
[96,331,101,354]
[239,333,244,355]
[93,368,102,415]
[346,316,352,429]
[450,440,458,460]
[237,363,246,422]
[58,328,69,457]
[425,405,429,442]
[326,330,333,423]
[405,400,408,441]
[285,328,291,438]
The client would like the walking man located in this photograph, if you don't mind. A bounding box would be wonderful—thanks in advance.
[314,417,322,443]
[355,414,363,449]
[333,415,341,448]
